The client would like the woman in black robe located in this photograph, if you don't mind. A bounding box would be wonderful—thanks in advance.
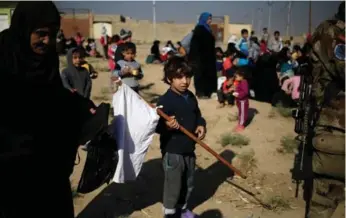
[0,2,101,218]
[150,40,162,63]
[188,12,217,99]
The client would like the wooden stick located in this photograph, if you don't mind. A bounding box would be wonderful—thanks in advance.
[155,107,247,179]
[113,81,246,179]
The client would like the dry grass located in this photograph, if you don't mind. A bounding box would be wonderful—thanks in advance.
[220,133,250,147]
[237,149,257,172]
[277,135,298,154]
[227,113,238,122]
[268,104,292,118]
[276,104,293,118]
[265,195,291,212]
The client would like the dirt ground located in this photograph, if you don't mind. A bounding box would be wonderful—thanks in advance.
[68,45,306,218]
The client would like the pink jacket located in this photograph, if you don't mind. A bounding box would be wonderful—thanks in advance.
[281,76,300,100]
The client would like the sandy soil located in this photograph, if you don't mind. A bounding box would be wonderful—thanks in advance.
[68,45,306,218]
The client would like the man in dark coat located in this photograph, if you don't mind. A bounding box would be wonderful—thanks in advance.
[188,12,217,99]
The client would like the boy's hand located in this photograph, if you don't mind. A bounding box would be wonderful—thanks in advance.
[165,116,180,130]
[195,126,206,140]
[121,66,131,75]
[233,92,239,97]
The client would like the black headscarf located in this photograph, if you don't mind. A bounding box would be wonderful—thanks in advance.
[0,1,62,87]
[0,1,95,136]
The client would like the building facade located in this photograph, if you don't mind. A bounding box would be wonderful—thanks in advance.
[0,1,17,32]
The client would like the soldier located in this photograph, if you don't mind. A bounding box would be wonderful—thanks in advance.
[306,2,345,218]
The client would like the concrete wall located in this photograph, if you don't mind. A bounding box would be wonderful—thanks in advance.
[92,14,236,44]
[228,24,253,38]
[93,14,194,43]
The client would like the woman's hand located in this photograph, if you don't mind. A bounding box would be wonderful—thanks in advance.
[90,108,96,114]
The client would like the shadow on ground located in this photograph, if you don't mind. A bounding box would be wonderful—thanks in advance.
[199,209,223,218]
[245,108,259,127]
[139,83,155,91]
[77,150,236,218]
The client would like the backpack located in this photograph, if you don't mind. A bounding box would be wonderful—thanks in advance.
[181,31,193,55]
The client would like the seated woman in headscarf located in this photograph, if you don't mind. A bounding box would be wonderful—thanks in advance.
[276,47,294,85]
[0,2,107,217]
[146,40,162,64]
[56,29,66,55]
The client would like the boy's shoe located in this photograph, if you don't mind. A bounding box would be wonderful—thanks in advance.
[164,214,180,218]
[181,209,199,218]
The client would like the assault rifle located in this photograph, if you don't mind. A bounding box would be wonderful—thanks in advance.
[291,62,316,198]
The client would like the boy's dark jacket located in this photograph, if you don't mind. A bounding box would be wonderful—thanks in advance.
[156,89,206,155]
[61,48,92,98]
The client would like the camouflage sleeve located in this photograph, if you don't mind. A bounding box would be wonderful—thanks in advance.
[310,20,345,106]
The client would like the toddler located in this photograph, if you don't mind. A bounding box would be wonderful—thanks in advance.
[232,70,249,132]
[113,42,143,93]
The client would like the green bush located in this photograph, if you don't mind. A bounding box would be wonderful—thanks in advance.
[220,133,250,147]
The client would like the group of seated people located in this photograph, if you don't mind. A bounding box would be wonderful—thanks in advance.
[146,40,184,64]
[271,44,311,108]
[215,28,311,109]
[57,30,102,58]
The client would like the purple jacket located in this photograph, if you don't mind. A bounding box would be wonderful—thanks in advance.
[236,79,249,101]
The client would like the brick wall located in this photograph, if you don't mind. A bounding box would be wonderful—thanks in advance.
[60,15,90,38]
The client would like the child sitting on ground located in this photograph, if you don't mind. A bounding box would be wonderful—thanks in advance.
[217,43,237,92]
[215,47,224,77]
[156,56,206,218]
[272,74,300,108]
[217,68,236,108]
[232,70,249,132]
[276,47,294,85]
[113,42,143,93]
[61,47,92,99]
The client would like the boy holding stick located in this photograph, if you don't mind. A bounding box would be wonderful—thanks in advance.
[156,56,206,218]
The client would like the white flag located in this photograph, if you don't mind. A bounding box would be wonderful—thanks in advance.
[111,84,159,183]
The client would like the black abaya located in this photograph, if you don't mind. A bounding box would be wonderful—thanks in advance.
[188,25,217,98]
[0,2,100,218]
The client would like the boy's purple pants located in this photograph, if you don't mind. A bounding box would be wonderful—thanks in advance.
[236,99,249,126]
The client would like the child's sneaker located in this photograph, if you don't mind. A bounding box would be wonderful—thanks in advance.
[181,209,199,218]
[234,125,245,132]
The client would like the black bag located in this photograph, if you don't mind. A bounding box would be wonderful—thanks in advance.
[78,103,110,145]
[77,127,118,194]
